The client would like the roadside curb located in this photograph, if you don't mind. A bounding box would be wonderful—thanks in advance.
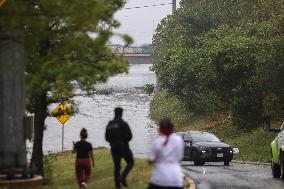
[232,160,270,166]
[182,163,196,189]
[184,176,196,189]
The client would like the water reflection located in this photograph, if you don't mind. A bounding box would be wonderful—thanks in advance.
[43,64,157,158]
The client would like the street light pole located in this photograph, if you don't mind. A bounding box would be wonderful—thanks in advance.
[172,0,176,12]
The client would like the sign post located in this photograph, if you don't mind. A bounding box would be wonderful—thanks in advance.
[62,124,64,153]
[52,102,73,153]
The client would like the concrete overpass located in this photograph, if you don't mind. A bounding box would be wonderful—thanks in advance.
[121,53,153,64]
[109,45,153,64]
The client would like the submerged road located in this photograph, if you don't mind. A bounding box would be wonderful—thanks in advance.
[182,162,284,189]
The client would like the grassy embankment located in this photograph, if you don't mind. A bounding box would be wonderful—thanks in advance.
[43,148,152,189]
[150,90,277,163]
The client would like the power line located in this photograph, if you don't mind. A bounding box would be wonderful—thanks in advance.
[124,2,173,10]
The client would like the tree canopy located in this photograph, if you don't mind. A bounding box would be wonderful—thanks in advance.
[152,0,284,129]
[1,0,130,175]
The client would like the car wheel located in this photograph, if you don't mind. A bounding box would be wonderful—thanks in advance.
[193,151,203,166]
[224,161,230,166]
[183,156,189,161]
[272,161,281,178]
[194,160,204,166]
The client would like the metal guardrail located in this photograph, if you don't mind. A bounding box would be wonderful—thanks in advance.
[109,45,152,54]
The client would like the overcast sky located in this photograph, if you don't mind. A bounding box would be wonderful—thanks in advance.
[110,0,181,46]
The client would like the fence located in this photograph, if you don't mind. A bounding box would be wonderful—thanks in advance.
[109,45,152,54]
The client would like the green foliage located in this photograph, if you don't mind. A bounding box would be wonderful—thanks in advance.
[43,153,58,184]
[152,0,284,129]
[121,34,134,46]
[226,129,277,163]
[1,0,132,175]
[150,90,193,130]
[149,90,277,162]
[1,0,130,103]
[231,84,262,129]
[144,84,155,95]
[263,93,284,121]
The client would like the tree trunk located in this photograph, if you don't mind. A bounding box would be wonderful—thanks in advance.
[31,93,47,176]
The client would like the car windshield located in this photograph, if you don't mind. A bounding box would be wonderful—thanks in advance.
[191,133,220,142]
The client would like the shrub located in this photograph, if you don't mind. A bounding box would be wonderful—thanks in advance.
[231,85,262,129]
[43,153,58,184]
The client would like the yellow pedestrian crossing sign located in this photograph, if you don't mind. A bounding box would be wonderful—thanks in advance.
[52,102,73,124]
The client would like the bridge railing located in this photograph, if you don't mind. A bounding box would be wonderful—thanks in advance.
[109,45,152,54]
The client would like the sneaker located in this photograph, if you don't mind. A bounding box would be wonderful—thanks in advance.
[81,182,88,188]
[121,178,128,187]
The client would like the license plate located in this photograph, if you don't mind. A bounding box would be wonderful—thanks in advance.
[217,153,223,157]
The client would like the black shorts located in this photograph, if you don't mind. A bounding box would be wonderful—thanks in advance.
[147,183,183,189]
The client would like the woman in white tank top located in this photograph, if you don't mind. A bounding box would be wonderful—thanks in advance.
[147,118,184,189]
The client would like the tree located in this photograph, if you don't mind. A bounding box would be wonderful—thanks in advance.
[152,0,284,128]
[1,0,130,175]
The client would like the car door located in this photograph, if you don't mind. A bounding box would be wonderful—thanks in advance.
[277,130,284,155]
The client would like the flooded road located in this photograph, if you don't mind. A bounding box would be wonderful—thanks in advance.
[43,64,157,158]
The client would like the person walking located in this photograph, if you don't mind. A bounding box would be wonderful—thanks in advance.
[147,118,184,189]
[105,107,134,189]
[73,128,94,189]
[263,114,271,131]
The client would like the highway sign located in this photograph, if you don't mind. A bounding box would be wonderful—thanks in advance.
[52,102,73,124]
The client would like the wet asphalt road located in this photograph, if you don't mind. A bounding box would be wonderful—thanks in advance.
[182,162,284,189]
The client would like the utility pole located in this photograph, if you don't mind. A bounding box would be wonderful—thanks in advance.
[172,0,176,13]
[0,39,27,176]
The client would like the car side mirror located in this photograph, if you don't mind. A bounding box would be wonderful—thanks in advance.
[220,139,224,142]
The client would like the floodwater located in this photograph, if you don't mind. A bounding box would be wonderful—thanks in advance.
[43,64,157,158]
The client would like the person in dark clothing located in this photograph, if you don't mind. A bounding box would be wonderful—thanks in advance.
[105,107,134,189]
[73,128,94,189]
[263,114,271,131]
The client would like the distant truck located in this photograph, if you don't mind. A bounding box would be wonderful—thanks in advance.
[266,121,284,180]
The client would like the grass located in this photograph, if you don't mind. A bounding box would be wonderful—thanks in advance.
[43,148,153,189]
[225,129,276,163]
[150,90,193,130]
[150,90,278,163]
